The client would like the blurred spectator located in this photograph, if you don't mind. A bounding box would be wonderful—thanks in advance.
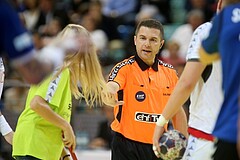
[185,0,216,21]
[31,31,44,50]
[22,0,45,32]
[4,83,29,114]
[97,39,125,67]
[170,9,205,59]
[69,0,89,13]
[135,4,163,24]
[70,0,120,41]
[87,0,103,25]
[88,106,114,150]
[101,0,140,40]
[41,17,64,37]
[161,41,186,66]
[38,0,69,35]
[160,41,186,76]
[80,14,108,55]
[69,0,90,24]
[141,0,172,24]
[102,0,138,25]
[107,40,125,62]
[39,17,65,46]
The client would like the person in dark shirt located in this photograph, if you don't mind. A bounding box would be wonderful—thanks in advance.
[89,106,114,149]
[0,0,81,84]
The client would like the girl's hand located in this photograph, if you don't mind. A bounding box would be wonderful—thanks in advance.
[62,123,76,151]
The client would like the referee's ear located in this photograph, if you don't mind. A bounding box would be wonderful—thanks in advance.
[160,40,165,49]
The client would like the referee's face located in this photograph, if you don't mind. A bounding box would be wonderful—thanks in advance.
[134,26,164,66]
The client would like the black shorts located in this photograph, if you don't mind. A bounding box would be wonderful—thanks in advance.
[213,139,239,160]
[111,132,161,160]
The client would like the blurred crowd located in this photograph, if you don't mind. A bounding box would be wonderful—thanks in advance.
[0,0,218,159]
[6,0,218,70]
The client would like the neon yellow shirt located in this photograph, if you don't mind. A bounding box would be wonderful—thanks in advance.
[13,69,72,160]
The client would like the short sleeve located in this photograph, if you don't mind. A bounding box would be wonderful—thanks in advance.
[201,13,222,54]
[34,69,70,108]
[186,22,212,61]
[108,62,128,90]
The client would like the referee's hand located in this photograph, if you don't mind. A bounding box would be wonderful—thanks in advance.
[101,81,124,107]
[101,91,124,107]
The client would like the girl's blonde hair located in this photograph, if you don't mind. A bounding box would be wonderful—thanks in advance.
[53,24,107,107]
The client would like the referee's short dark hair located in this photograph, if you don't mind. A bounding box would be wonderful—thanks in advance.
[135,19,164,39]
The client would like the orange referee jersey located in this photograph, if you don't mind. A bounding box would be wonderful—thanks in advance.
[108,55,179,144]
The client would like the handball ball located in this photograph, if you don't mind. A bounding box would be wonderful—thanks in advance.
[158,129,187,160]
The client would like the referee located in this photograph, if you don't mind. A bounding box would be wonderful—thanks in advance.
[103,19,188,160]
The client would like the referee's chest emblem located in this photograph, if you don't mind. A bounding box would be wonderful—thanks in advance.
[135,91,146,102]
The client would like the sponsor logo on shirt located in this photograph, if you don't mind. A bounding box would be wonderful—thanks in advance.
[135,91,146,102]
[63,103,72,119]
[232,8,240,23]
[135,112,161,123]
[163,93,171,96]
[68,103,72,110]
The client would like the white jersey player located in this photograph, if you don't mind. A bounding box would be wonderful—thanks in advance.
[153,22,223,160]
[182,22,223,160]
[0,58,13,144]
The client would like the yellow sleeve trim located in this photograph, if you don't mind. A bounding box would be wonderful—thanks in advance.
[199,47,220,64]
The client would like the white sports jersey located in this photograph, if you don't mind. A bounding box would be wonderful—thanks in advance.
[186,22,223,134]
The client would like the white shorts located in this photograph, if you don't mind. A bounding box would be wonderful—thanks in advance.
[182,135,216,160]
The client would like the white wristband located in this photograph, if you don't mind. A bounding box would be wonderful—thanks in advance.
[0,71,4,99]
[0,115,13,136]
[156,115,169,127]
